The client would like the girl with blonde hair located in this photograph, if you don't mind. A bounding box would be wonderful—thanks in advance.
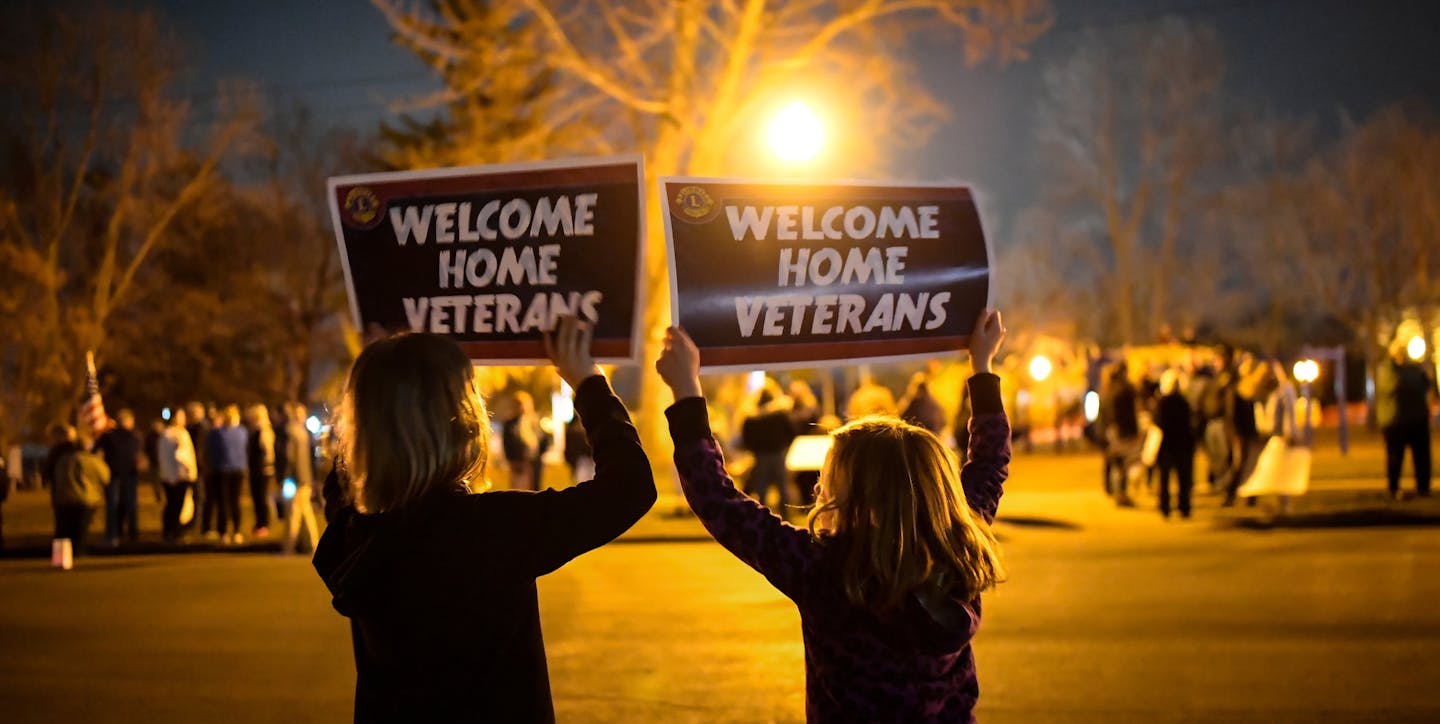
[313,317,656,721]
[657,308,1009,723]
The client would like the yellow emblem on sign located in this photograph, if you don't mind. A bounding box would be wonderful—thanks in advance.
[344,187,381,227]
[675,185,714,220]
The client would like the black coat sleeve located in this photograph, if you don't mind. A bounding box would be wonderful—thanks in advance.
[499,374,656,577]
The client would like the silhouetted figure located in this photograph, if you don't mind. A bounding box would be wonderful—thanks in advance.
[1154,371,1196,519]
[96,409,142,544]
[1377,340,1437,499]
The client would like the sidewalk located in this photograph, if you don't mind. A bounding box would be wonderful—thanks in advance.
[5,438,1438,557]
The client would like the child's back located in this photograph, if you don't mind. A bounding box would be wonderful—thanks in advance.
[659,308,1010,722]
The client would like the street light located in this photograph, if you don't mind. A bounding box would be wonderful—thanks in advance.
[1028,354,1052,382]
[1292,359,1319,384]
[768,101,824,163]
[1408,335,1426,361]
[1293,359,1320,445]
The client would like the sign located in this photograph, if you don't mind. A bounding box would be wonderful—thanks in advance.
[328,157,645,364]
[660,177,991,370]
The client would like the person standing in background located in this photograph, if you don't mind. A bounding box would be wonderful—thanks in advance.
[157,411,197,542]
[739,380,796,514]
[1154,370,1197,520]
[899,372,947,435]
[499,391,543,491]
[207,405,248,544]
[282,402,318,554]
[1223,357,1266,507]
[46,423,108,556]
[95,409,142,545]
[1377,338,1437,500]
[185,402,211,536]
[245,404,277,538]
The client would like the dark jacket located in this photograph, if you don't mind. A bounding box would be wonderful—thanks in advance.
[48,442,110,508]
[312,375,655,723]
[741,409,796,455]
[209,424,248,474]
[1155,391,1197,457]
[901,391,947,435]
[95,427,141,479]
[1377,358,1436,429]
[1106,381,1140,439]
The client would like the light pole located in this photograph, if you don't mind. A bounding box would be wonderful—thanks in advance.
[1293,359,1320,445]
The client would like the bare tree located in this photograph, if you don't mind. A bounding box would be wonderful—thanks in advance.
[374,0,1053,462]
[1036,17,1225,345]
[0,5,259,439]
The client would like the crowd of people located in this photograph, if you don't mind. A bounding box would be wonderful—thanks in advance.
[717,370,959,517]
[1096,337,1436,519]
[36,400,318,555]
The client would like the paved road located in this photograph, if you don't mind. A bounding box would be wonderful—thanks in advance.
[3,445,1439,722]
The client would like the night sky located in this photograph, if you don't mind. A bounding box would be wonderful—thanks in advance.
[157,0,1440,232]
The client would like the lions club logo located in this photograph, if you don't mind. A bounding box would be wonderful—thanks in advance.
[343,187,382,228]
[674,185,715,222]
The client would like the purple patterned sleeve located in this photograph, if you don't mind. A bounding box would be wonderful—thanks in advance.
[960,373,1010,523]
[667,398,821,602]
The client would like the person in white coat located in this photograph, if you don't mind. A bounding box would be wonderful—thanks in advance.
[157,411,198,542]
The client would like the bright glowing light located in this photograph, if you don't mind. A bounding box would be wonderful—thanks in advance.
[305,415,321,435]
[1028,355,1053,382]
[553,382,574,425]
[282,479,297,500]
[162,407,171,421]
[1084,391,1100,423]
[747,370,765,393]
[1408,335,1427,361]
[1293,359,1320,384]
[768,101,824,163]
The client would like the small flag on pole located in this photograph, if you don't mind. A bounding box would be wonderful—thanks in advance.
[79,350,109,439]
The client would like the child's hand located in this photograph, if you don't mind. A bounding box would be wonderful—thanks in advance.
[545,315,604,389]
[968,308,1005,375]
[656,327,703,401]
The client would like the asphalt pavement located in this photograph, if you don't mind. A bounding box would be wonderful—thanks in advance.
[3,431,1439,722]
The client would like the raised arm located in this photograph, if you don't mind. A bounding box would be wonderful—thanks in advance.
[509,316,656,577]
[960,309,1010,523]
[657,327,820,602]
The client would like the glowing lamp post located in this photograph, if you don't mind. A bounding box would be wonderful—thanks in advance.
[1293,359,1320,444]
[768,101,825,164]
[1408,335,1427,361]
[1028,355,1053,382]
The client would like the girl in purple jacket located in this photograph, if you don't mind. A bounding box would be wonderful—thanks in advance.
[656,308,1010,723]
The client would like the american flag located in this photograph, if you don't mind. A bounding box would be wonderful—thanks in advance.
[79,350,109,439]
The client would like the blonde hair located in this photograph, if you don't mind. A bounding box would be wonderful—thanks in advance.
[333,333,489,514]
[808,417,1005,612]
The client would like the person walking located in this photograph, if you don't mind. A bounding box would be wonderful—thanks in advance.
[157,411,198,542]
[282,402,318,555]
[45,423,109,556]
[245,404,277,538]
[95,409,142,544]
[1153,370,1197,519]
[655,307,1009,723]
[312,317,655,721]
[206,405,248,544]
[1377,339,1437,499]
